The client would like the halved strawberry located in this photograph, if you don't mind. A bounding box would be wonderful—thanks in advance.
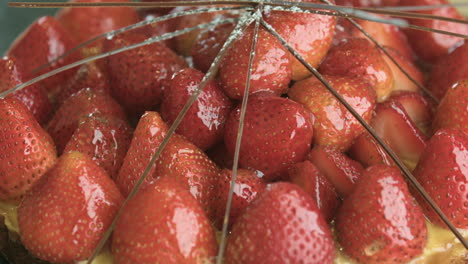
[224,92,314,181]
[308,145,363,197]
[0,97,57,200]
[432,80,468,134]
[390,91,434,136]
[161,68,232,150]
[288,160,340,221]
[414,128,468,228]
[112,177,217,263]
[336,165,427,264]
[225,182,335,264]
[348,132,394,168]
[18,151,123,263]
[383,47,425,94]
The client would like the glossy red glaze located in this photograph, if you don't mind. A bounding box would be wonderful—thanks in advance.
[348,132,394,168]
[390,91,434,135]
[432,80,468,134]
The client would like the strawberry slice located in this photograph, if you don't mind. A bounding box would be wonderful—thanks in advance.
[348,132,394,168]
[336,165,427,264]
[432,80,468,134]
[225,182,335,264]
[414,128,468,229]
[18,151,123,263]
[308,145,363,197]
[224,92,314,181]
[288,160,340,221]
[46,88,127,154]
[390,91,434,136]
[0,98,57,200]
[112,177,217,263]
[63,114,133,179]
[161,68,232,150]
[371,99,427,169]
[289,74,376,151]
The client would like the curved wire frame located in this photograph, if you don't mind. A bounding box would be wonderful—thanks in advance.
[4,1,468,263]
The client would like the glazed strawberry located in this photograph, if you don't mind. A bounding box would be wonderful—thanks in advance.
[115,111,168,197]
[224,92,314,181]
[0,97,57,200]
[390,91,434,135]
[7,16,82,99]
[348,132,394,168]
[103,31,186,114]
[56,0,139,50]
[225,182,335,264]
[161,68,232,150]
[319,38,394,102]
[112,177,217,264]
[401,0,468,63]
[213,168,266,229]
[219,26,292,99]
[432,80,468,134]
[264,0,337,80]
[413,128,468,228]
[428,41,468,100]
[336,165,427,264]
[308,145,363,197]
[46,88,127,154]
[371,99,427,169]
[289,74,376,151]
[0,57,52,125]
[18,151,123,263]
[288,160,340,221]
[56,62,111,106]
[63,114,133,179]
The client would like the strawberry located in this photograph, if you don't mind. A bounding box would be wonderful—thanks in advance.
[348,132,394,168]
[413,128,468,228]
[225,182,335,264]
[264,0,336,80]
[46,88,127,154]
[336,165,427,264]
[401,0,468,63]
[6,16,82,99]
[206,142,234,169]
[63,114,133,179]
[289,74,376,151]
[112,177,217,264]
[432,80,468,134]
[224,92,314,181]
[103,31,186,114]
[213,168,266,229]
[0,97,57,200]
[288,160,340,221]
[0,57,52,125]
[18,151,123,263]
[308,145,363,197]
[161,68,232,150]
[319,38,394,102]
[336,0,400,6]
[428,41,468,100]
[219,26,292,100]
[390,91,434,135]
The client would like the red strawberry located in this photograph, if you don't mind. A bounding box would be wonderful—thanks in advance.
[432,80,468,134]
[115,111,168,197]
[348,132,394,168]
[0,97,57,200]
[428,41,468,100]
[112,177,217,264]
[219,26,292,100]
[390,91,434,135]
[161,68,232,150]
[206,142,234,169]
[56,62,111,106]
[213,168,266,229]
[308,145,363,197]
[7,16,82,99]
[103,31,186,114]
[414,128,468,228]
[63,114,133,179]
[319,38,394,102]
[264,0,336,80]
[336,165,427,264]
[224,92,314,181]
[18,151,123,263]
[288,160,340,221]
[288,74,376,151]
[46,88,127,154]
[0,57,52,125]
[225,182,335,264]
[401,0,468,63]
